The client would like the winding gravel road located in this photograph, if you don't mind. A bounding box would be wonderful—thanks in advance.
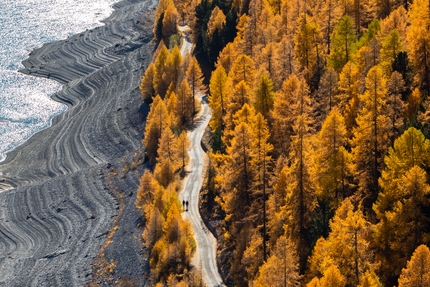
[178,26,225,287]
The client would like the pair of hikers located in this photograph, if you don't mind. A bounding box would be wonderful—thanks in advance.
[182,200,189,212]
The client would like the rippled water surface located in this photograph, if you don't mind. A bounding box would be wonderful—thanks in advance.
[0,0,118,161]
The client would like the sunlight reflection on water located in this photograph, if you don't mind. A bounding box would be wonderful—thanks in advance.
[0,0,117,162]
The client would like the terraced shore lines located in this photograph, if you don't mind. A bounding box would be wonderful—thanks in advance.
[0,0,156,285]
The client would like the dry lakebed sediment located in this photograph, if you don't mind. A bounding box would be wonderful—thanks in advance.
[0,0,157,285]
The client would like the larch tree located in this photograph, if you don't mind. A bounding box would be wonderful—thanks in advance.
[273,36,296,89]
[379,6,408,43]
[358,269,383,287]
[216,42,240,74]
[311,108,354,235]
[316,0,342,55]
[407,0,430,95]
[154,125,180,187]
[143,181,166,249]
[228,54,256,87]
[242,8,258,57]
[250,113,273,261]
[154,0,174,40]
[280,0,300,38]
[176,130,190,170]
[153,44,170,98]
[373,127,430,285]
[380,29,404,76]
[186,56,206,121]
[328,15,357,73]
[222,121,256,221]
[351,66,390,208]
[144,96,170,166]
[387,166,430,272]
[208,65,228,134]
[144,205,165,249]
[293,14,323,85]
[253,73,276,118]
[259,3,280,45]
[337,61,360,133]
[257,43,277,87]
[207,6,226,41]
[162,2,178,41]
[327,199,373,285]
[267,158,289,246]
[176,79,193,126]
[354,20,382,81]
[224,80,252,144]
[386,71,406,140]
[315,68,339,125]
[140,63,157,100]
[167,91,180,126]
[241,231,264,283]
[398,245,430,287]
[319,265,346,287]
[407,88,422,124]
[254,235,302,287]
[271,74,310,157]
[307,198,374,286]
[136,170,157,211]
[283,112,317,272]
[164,45,182,91]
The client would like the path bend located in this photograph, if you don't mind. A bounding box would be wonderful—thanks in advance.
[178,25,225,287]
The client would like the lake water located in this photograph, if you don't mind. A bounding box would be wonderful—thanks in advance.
[0,0,118,162]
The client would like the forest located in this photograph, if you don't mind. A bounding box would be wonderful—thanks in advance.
[137,0,430,286]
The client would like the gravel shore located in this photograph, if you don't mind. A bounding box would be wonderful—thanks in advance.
[0,0,156,285]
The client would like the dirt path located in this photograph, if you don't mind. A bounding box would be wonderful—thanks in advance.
[178,25,225,287]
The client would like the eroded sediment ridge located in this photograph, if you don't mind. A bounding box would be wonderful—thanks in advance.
[0,0,156,285]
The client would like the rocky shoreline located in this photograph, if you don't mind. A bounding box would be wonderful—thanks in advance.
[0,0,156,285]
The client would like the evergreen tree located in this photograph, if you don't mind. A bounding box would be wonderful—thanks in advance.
[328,15,357,73]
